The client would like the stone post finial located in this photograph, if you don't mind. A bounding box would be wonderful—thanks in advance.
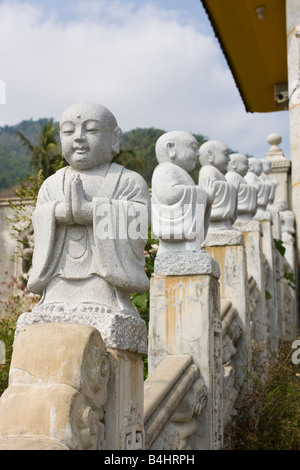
[266,133,285,159]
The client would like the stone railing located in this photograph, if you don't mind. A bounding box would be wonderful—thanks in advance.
[0,128,297,451]
[144,354,201,450]
[0,188,297,451]
[147,200,297,449]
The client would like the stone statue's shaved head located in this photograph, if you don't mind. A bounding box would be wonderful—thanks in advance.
[60,102,123,157]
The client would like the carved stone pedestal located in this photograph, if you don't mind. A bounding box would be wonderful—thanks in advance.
[148,250,222,450]
[0,323,110,450]
[234,220,268,376]
[255,212,278,352]
[13,309,147,451]
[0,312,147,451]
[204,229,252,395]
[104,348,145,450]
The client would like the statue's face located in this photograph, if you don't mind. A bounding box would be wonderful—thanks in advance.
[262,160,271,174]
[250,159,262,176]
[235,157,249,177]
[173,135,200,172]
[212,143,230,174]
[60,103,115,170]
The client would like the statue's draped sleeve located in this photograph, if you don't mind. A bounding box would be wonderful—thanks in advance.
[245,173,270,208]
[93,164,151,293]
[199,166,237,222]
[226,171,257,216]
[28,169,67,294]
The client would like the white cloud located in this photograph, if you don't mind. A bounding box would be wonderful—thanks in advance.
[0,0,290,158]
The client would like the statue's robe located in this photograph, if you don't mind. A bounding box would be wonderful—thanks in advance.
[199,165,238,225]
[245,171,270,211]
[225,171,257,219]
[151,162,210,251]
[28,163,150,311]
[260,173,277,206]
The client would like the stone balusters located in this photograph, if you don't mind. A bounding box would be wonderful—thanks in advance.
[199,143,252,396]
[0,113,297,452]
[148,131,297,449]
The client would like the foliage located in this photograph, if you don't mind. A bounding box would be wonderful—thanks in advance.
[131,229,158,326]
[225,340,300,450]
[113,149,146,173]
[0,118,51,190]
[120,127,207,186]
[6,171,44,287]
[274,238,297,290]
[15,119,67,178]
[274,238,286,257]
[120,127,165,186]
[0,284,39,396]
[0,120,208,192]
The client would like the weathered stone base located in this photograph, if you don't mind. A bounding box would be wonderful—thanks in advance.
[0,323,110,450]
[16,308,147,354]
[154,249,220,277]
[148,271,222,450]
[204,228,244,247]
[205,241,251,393]
[240,227,268,376]
[260,218,278,353]
[105,348,145,450]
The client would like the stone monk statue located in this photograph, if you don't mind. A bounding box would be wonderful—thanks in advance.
[225,153,257,221]
[27,102,151,316]
[198,140,238,230]
[151,130,215,254]
[261,158,277,208]
[244,157,271,213]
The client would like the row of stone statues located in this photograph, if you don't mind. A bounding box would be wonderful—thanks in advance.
[152,130,277,256]
[24,102,278,324]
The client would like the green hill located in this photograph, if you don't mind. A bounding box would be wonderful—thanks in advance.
[0,118,52,190]
[0,119,208,191]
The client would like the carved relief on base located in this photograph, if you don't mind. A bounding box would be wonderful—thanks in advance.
[121,400,144,450]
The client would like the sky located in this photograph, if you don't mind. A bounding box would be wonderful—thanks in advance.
[0,0,290,159]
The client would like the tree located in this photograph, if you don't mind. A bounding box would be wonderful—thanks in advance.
[15,119,67,179]
[8,121,67,288]
[113,149,146,172]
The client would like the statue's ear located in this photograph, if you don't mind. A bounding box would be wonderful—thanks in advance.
[166,141,176,159]
[112,126,123,156]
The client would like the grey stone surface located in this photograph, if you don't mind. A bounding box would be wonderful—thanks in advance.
[203,229,244,247]
[16,307,147,354]
[154,249,220,278]
[225,153,258,221]
[245,158,271,212]
[233,219,262,234]
[261,159,277,205]
[198,140,238,231]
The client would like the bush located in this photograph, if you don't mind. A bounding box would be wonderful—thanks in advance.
[225,340,300,450]
[0,287,39,396]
